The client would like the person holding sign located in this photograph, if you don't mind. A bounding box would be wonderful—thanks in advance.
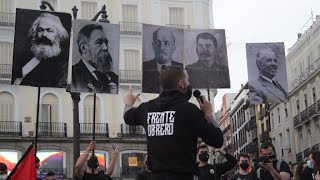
[124,66,223,180]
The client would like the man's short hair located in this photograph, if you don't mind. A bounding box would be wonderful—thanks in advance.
[197,144,208,153]
[153,28,175,44]
[46,171,55,177]
[256,47,275,69]
[196,33,217,48]
[238,153,250,161]
[0,163,7,171]
[77,24,104,55]
[260,141,276,152]
[28,13,69,41]
[159,66,185,90]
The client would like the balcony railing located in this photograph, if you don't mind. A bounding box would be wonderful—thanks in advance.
[80,123,109,137]
[0,64,12,78]
[304,148,311,157]
[222,124,230,135]
[223,143,233,152]
[296,152,303,162]
[119,21,142,35]
[119,70,141,84]
[0,12,15,26]
[312,143,320,151]
[38,122,67,137]
[291,56,320,91]
[121,124,146,138]
[246,117,256,132]
[165,24,190,29]
[0,121,22,137]
[294,100,320,128]
[260,131,270,142]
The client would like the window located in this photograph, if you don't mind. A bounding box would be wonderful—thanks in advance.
[286,129,290,148]
[0,42,13,75]
[0,0,13,12]
[41,94,58,123]
[120,151,146,177]
[279,133,283,156]
[277,107,280,124]
[284,103,288,118]
[122,5,138,22]
[304,94,308,109]
[0,92,14,121]
[296,100,300,114]
[312,88,316,104]
[81,1,97,20]
[307,129,312,148]
[271,113,274,128]
[83,95,101,123]
[124,50,140,70]
[169,8,184,26]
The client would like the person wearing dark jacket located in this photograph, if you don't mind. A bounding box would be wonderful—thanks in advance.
[123,66,223,180]
[197,144,237,180]
[301,150,320,180]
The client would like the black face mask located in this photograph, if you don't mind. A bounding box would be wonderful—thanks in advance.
[87,157,99,169]
[240,162,249,170]
[184,85,192,101]
[199,152,209,162]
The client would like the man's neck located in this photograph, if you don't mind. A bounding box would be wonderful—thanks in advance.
[86,168,99,174]
[239,169,249,175]
[199,59,214,68]
[198,161,208,167]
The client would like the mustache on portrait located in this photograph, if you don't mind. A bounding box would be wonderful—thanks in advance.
[199,51,210,57]
[33,36,53,46]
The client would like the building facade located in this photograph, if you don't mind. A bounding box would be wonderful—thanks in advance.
[0,0,214,179]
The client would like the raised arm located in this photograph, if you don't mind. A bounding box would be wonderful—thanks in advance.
[75,141,96,179]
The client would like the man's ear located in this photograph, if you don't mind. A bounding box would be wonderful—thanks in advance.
[79,41,88,54]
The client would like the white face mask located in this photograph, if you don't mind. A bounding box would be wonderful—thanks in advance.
[0,174,8,180]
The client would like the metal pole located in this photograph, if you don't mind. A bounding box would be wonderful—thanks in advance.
[35,87,40,157]
[71,92,81,178]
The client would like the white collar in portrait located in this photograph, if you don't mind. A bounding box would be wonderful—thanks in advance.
[156,61,172,73]
[82,60,98,81]
[22,57,41,77]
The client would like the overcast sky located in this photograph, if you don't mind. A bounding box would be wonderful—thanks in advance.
[212,0,320,112]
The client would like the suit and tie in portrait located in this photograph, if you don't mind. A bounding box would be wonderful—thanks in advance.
[71,21,119,94]
[142,25,183,93]
[247,43,288,104]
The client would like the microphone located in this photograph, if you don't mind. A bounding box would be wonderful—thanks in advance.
[193,90,203,103]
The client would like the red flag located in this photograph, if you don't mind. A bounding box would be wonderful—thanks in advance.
[10,145,36,180]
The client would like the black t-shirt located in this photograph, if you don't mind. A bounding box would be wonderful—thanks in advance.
[135,170,152,180]
[257,160,292,180]
[81,171,112,180]
[231,172,257,180]
[124,90,223,174]
[300,166,314,180]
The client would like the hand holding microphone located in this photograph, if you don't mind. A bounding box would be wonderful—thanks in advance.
[193,90,213,117]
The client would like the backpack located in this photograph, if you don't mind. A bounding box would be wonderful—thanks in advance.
[257,160,281,179]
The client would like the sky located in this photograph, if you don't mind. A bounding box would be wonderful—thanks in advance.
[212,0,320,112]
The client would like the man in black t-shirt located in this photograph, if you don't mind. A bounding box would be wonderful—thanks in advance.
[231,153,257,180]
[256,142,292,180]
[197,144,237,180]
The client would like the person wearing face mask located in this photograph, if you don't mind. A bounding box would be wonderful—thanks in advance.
[256,142,292,180]
[231,153,257,180]
[124,66,223,180]
[197,144,237,180]
[301,150,320,180]
[0,162,8,180]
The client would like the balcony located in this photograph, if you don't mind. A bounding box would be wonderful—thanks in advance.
[165,24,190,29]
[80,123,109,137]
[296,152,303,162]
[246,116,256,132]
[0,64,12,78]
[119,70,141,84]
[258,107,266,120]
[312,143,320,151]
[304,148,311,157]
[291,57,320,91]
[119,21,142,35]
[0,12,15,26]
[38,122,67,137]
[294,100,320,128]
[247,139,258,154]
[260,131,271,142]
[0,121,22,137]
[121,124,146,138]
[223,143,233,152]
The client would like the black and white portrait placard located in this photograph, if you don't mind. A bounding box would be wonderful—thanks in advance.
[71,20,120,94]
[142,24,184,93]
[246,42,288,105]
[184,29,230,89]
[11,9,71,88]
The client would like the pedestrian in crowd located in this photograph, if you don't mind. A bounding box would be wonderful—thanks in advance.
[231,153,257,180]
[301,150,320,180]
[75,141,118,180]
[290,163,298,180]
[197,143,237,180]
[256,142,292,180]
[135,153,151,180]
[0,162,8,180]
[294,160,307,180]
[124,66,223,180]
